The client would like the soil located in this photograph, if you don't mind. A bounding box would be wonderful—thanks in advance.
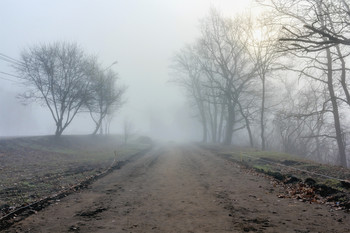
[0,135,148,210]
[4,144,350,232]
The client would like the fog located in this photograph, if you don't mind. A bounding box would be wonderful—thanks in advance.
[0,0,255,141]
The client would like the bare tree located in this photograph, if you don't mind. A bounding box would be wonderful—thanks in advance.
[87,64,126,135]
[197,9,256,145]
[264,0,349,166]
[172,45,210,142]
[173,10,262,146]
[104,110,116,135]
[245,16,283,150]
[273,79,333,160]
[278,0,350,48]
[16,42,92,137]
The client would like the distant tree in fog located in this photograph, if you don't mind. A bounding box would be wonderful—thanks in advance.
[173,10,257,146]
[123,119,134,144]
[244,16,283,150]
[273,80,331,159]
[16,42,92,137]
[198,10,257,145]
[172,4,350,167]
[172,45,209,143]
[86,62,126,135]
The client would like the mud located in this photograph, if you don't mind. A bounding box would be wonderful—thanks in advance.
[4,144,350,232]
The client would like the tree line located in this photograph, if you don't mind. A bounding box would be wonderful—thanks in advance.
[15,42,126,137]
[172,0,350,168]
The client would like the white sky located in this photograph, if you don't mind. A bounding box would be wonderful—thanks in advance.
[0,0,255,140]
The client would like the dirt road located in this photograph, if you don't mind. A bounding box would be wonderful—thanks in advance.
[5,145,350,232]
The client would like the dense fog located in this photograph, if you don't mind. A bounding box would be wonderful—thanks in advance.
[0,0,252,141]
[1,0,350,167]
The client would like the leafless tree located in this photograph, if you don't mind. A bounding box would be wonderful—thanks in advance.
[197,9,256,145]
[173,10,270,146]
[244,16,283,150]
[272,0,350,48]
[16,42,92,137]
[172,45,210,142]
[261,0,349,167]
[103,111,116,135]
[273,79,334,161]
[86,64,126,135]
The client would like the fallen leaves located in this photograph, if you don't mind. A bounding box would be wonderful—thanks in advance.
[240,166,350,210]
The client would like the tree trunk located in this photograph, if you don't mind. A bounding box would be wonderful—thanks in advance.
[237,102,254,147]
[211,87,218,143]
[218,100,226,143]
[55,119,63,137]
[207,100,215,143]
[55,129,62,137]
[261,74,266,150]
[196,95,208,143]
[91,112,105,135]
[223,104,234,145]
[202,121,208,143]
[326,48,347,167]
[213,101,218,143]
[92,119,103,135]
[335,45,350,106]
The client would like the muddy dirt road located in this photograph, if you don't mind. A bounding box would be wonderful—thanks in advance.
[5,145,350,232]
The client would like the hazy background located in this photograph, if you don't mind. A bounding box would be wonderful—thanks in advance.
[0,0,254,141]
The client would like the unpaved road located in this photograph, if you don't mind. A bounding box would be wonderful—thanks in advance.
[5,145,350,232]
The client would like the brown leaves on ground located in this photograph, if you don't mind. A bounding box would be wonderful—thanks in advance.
[278,183,319,203]
[245,167,350,211]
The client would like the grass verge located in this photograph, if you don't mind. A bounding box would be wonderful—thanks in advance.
[201,144,350,210]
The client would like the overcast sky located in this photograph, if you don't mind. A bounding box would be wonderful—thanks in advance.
[0,0,255,141]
